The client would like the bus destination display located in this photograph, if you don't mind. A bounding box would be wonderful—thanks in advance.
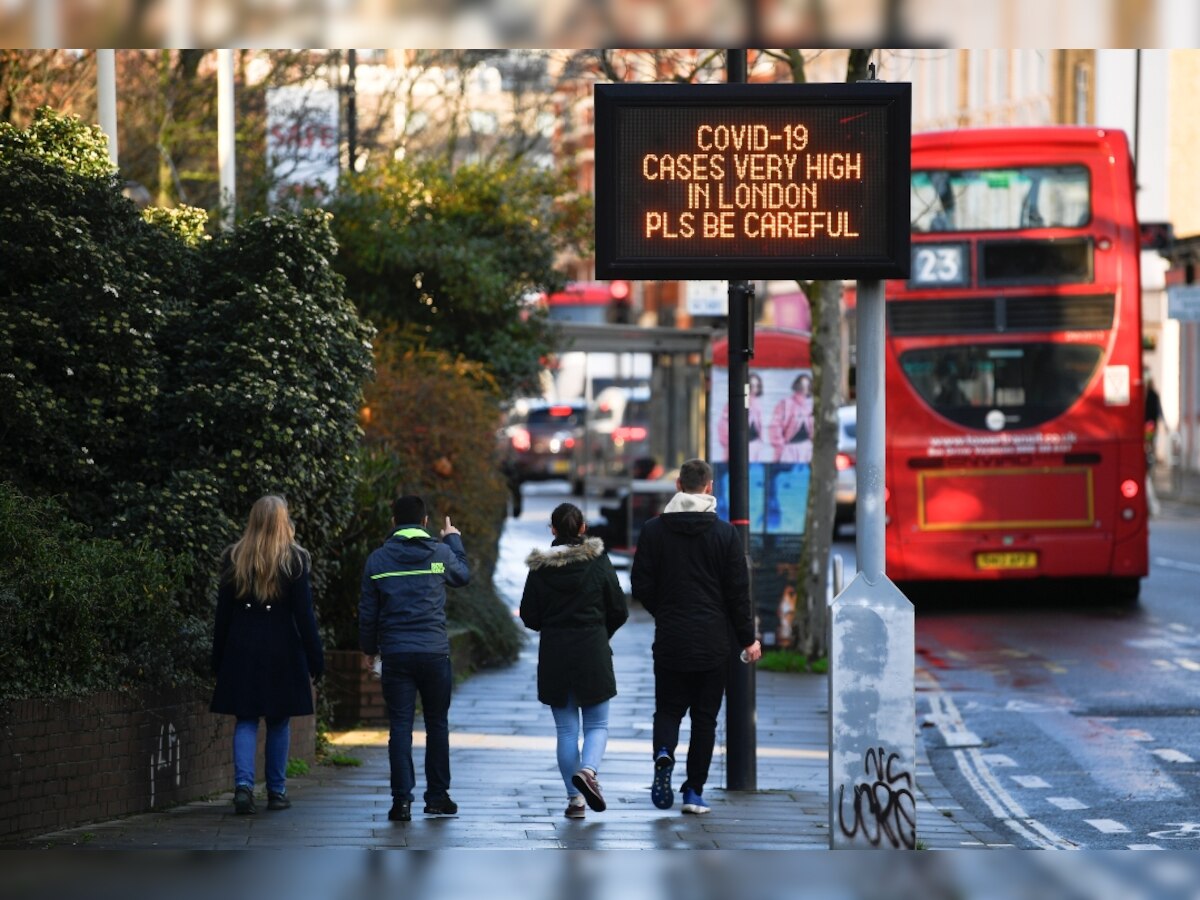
[594,83,911,281]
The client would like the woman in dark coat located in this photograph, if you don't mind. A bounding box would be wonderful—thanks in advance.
[519,503,628,819]
[211,494,324,815]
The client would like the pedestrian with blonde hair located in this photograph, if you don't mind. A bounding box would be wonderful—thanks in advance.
[211,495,324,815]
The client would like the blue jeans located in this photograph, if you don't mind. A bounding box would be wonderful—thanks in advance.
[550,694,610,798]
[233,716,290,794]
[380,652,453,803]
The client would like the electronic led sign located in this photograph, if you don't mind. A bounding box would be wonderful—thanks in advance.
[594,82,911,281]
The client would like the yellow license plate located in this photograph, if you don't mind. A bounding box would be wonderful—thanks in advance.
[975,551,1038,570]
[552,460,570,473]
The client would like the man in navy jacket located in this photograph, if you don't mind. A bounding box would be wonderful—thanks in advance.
[360,495,469,822]
[631,458,761,815]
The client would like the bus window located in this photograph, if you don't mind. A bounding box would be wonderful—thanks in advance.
[899,343,1104,430]
[911,166,1091,233]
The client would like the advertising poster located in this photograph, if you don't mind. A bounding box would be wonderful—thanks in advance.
[710,329,812,648]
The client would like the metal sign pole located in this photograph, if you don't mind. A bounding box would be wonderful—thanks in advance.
[828,279,915,848]
[724,47,756,793]
[96,51,118,168]
[725,279,757,791]
[217,49,236,230]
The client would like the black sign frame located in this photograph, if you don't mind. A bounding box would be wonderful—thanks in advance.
[594,82,911,281]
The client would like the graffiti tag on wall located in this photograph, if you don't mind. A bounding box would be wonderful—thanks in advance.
[149,723,180,808]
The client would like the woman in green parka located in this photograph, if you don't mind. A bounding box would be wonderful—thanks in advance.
[520,502,628,820]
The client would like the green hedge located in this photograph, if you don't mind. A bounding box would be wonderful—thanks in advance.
[0,109,374,630]
[0,484,200,701]
[0,109,376,702]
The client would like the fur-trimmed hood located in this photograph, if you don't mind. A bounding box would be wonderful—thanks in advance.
[525,536,605,570]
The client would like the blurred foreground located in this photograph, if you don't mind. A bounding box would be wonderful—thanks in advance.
[7,851,1200,900]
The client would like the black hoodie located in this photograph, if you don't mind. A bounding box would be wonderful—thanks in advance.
[631,498,753,671]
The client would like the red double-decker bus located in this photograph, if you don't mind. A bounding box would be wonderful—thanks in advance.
[884,127,1147,601]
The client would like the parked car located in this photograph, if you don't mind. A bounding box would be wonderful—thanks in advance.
[835,404,857,532]
[500,399,588,484]
[577,385,653,482]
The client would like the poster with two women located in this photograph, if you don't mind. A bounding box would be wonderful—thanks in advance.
[710,328,813,649]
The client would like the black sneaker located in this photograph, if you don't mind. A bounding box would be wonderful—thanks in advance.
[233,785,256,815]
[651,748,674,810]
[423,795,458,816]
[388,800,412,822]
[267,790,291,811]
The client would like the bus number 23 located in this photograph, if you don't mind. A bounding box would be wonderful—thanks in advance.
[913,246,966,285]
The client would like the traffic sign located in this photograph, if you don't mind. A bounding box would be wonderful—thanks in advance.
[1168,284,1200,321]
[594,82,911,281]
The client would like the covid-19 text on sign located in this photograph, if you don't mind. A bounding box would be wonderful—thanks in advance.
[594,83,911,281]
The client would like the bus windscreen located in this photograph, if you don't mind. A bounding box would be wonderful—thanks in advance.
[898,343,1104,430]
[911,165,1091,233]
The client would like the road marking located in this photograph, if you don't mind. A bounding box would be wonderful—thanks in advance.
[1151,748,1195,764]
[1174,658,1200,672]
[1042,662,1068,674]
[1004,699,1063,713]
[1085,819,1130,834]
[1155,557,1200,575]
[1128,637,1176,649]
[982,754,1017,767]
[924,675,1078,848]
[1148,823,1200,840]
[1047,797,1088,810]
[1011,775,1051,789]
[1127,844,1165,850]
[1152,659,1177,670]
[1169,623,1190,633]
[999,649,1031,658]
[1122,729,1154,742]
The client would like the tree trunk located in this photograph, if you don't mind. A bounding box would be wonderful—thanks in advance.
[789,48,874,661]
[795,279,843,660]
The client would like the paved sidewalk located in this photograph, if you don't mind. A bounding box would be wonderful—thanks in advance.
[13,518,1007,850]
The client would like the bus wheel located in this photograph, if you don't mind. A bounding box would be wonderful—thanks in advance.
[1110,577,1141,606]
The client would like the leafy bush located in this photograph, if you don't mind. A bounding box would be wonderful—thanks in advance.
[0,108,378,703]
[139,210,376,612]
[757,650,828,674]
[330,157,591,397]
[0,109,374,631]
[0,484,200,701]
[0,109,186,510]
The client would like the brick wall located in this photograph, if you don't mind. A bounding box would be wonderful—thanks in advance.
[0,687,316,839]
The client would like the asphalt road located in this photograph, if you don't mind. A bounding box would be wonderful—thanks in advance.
[912,505,1200,849]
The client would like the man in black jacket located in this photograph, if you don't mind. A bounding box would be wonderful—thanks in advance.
[631,458,761,815]
[360,495,469,823]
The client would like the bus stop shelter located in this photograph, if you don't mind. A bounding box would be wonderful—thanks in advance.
[554,322,714,548]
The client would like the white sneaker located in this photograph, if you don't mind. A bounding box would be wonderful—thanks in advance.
[681,786,710,814]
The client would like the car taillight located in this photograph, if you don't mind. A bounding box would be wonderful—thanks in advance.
[613,426,648,444]
[835,453,855,471]
[564,437,576,449]
[1120,478,1139,499]
[511,428,531,452]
